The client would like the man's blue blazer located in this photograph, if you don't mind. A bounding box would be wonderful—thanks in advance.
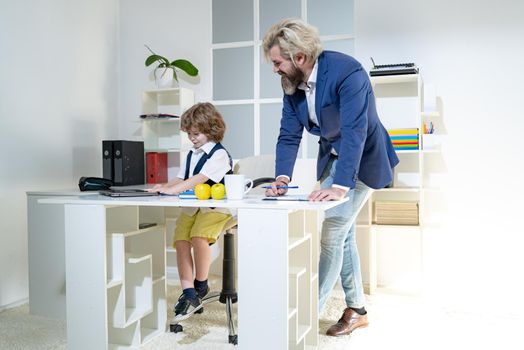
[275,51,399,189]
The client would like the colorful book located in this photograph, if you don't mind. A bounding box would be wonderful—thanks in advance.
[394,146,419,151]
[178,190,197,199]
[390,135,419,140]
[392,140,419,145]
[388,128,419,135]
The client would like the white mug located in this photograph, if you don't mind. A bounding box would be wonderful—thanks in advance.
[225,174,253,200]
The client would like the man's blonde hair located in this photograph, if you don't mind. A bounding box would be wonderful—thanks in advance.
[262,18,323,65]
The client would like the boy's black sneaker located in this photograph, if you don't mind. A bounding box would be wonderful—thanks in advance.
[174,293,202,316]
[196,286,210,300]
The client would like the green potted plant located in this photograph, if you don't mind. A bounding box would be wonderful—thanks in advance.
[145,44,199,88]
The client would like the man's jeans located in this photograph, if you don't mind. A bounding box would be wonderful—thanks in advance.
[318,157,371,312]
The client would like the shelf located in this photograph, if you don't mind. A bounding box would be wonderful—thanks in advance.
[421,111,441,118]
[107,223,165,238]
[143,87,186,94]
[109,343,135,350]
[422,149,441,154]
[288,307,297,320]
[395,149,420,154]
[289,266,307,278]
[131,224,165,236]
[141,327,163,344]
[378,187,420,193]
[127,254,152,264]
[288,233,311,251]
[297,324,312,343]
[125,306,152,326]
[141,88,193,162]
[372,223,421,229]
[140,118,180,123]
[364,71,443,297]
[107,278,124,289]
[144,148,181,153]
[370,74,420,84]
[152,275,165,284]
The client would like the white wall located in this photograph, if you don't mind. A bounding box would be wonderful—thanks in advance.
[0,0,119,309]
[118,0,212,140]
[355,0,524,311]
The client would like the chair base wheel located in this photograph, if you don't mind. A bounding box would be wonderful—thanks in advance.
[229,335,238,345]
[170,323,183,333]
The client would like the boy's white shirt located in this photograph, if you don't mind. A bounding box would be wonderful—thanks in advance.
[176,141,231,183]
[177,141,233,216]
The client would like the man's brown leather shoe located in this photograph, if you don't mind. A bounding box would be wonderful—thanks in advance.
[326,308,369,336]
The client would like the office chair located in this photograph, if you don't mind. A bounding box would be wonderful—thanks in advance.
[169,155,276,345]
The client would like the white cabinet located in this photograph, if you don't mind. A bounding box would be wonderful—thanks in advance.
[368,74,424,225]
[27,191,96,320]
[104,206,167,349]
[357,74,445,294]
[237,207,324,350]
[141,88,195,178]
[287,210,321,349]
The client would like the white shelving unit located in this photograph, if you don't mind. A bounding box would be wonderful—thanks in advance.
[139,88,194,266]
[141,87,195,178]
[286,210,319,350]
[104,206,167,349]
[357,74,445,294]
[236,207,323,350]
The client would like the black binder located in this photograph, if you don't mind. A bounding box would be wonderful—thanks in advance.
[102,141,113,180]
[102,140,145,186]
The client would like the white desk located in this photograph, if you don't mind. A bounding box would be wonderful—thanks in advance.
[40,194,345,350]
[27,190,93,320]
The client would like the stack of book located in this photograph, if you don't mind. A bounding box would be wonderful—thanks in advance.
[388,128,419,151]
[373,201,419,226]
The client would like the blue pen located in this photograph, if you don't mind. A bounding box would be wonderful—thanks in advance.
[262,185,299,189]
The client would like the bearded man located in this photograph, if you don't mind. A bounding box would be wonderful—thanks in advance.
[263,18,399,337]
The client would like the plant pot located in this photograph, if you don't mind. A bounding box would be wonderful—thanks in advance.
[154,67,176,88]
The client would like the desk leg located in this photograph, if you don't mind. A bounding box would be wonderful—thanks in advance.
[27,196,67,320]
[65,204,107,349]
[237,209,288,350]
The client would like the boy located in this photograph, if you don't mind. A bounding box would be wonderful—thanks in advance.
[148,102,233,316]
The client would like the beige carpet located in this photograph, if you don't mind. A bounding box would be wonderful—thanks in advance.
[1,277,523,350]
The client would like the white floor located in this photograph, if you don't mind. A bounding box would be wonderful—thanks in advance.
[1,282,523,350]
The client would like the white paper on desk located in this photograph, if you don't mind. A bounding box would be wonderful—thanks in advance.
[263,195,310,201]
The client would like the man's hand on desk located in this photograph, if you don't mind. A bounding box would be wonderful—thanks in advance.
[308,187,348,202]
[264,177,290,197]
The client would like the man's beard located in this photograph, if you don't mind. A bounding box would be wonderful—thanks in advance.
[280,65,304,95]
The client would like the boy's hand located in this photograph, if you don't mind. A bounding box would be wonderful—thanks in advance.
[265,177,289,197]
[146,184,170,194]
[146,186,161,193]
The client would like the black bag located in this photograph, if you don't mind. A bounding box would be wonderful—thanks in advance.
[78,177,113,191]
